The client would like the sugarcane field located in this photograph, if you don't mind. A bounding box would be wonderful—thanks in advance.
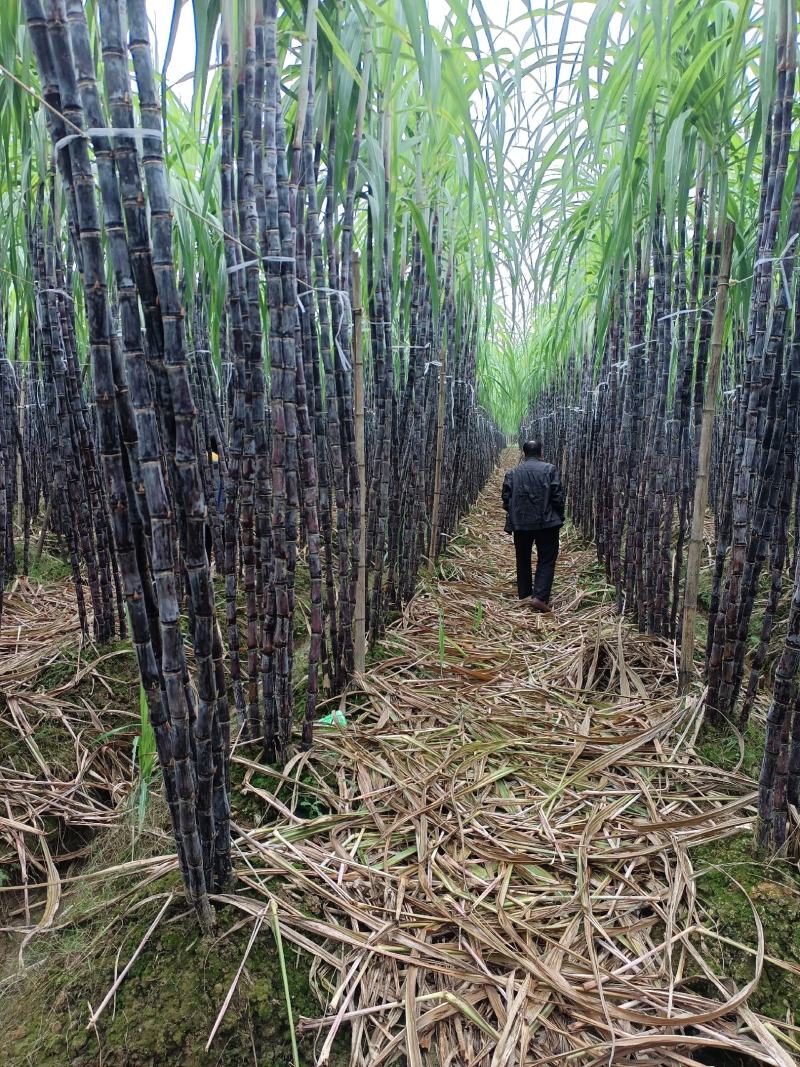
[5,0,800,1064]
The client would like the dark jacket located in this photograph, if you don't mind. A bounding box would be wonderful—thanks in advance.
[502,458,565,533]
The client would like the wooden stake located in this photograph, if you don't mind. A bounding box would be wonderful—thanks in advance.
[353,252,367,674]
[679,219,735,692]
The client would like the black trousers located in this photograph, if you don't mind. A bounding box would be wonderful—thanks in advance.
[513,526,560,602]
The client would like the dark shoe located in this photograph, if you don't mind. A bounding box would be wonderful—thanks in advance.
[530,597,551,614]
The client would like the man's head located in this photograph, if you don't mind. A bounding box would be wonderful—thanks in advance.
[523,440,543,459]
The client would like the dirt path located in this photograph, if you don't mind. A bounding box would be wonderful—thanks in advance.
[225,457,792,1067]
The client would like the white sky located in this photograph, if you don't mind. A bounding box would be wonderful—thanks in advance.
[146,1,591,104]
[147,1,196,98]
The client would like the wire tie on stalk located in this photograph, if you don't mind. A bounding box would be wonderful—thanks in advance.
[54,127,164,154]
[423,360,442,374]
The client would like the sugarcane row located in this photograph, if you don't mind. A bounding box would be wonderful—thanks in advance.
[0,0,504,925]
[522,0,800,858]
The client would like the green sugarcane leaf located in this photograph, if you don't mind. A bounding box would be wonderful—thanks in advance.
[316,8,363,88]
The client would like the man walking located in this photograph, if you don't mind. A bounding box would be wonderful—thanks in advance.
[501,440,565,612]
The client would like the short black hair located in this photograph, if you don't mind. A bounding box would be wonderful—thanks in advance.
[523,440,542,458]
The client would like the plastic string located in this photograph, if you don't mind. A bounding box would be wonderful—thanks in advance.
[315,285,353,371]
[222,361,234,395]
[731,233,800,308]
[39,287,75,302]
[223,253,355,371]
[0,267,79,306]
[449,379,476,403]
[54,126,164,153]
[24,379,46,412]
[203,355,222,397]
[1,354,18,386]
[226,255,295,274]
[658,307,713,322]
[756,250,794,309]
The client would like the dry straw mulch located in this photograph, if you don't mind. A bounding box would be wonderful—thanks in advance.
[0,579,138,934]
[222,462,794,1066]
[3,464,797,1065]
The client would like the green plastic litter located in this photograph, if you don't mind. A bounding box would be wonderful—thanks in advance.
[317,709,346,727]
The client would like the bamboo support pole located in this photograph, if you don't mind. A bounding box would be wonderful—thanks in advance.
[353,252,366,674]
[34,498,54,567]
[429,342,447,562]
[292,0,318,151]
[679,219,735,693]
[16,375,24,529]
